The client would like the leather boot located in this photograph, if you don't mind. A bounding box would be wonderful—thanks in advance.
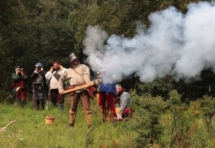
[59,103,64,110]
[86,113,92,125]
[69,113,76,127]
[41,99,45,110]
[102,110,107,122]
[87,124,91,129]
[33,99,39,110]
[14,99,19,107]
[20,100,26,108]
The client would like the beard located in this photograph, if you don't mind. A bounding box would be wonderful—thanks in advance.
[54,67,59,71]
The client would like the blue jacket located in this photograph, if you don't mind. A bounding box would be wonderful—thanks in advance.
[99,83,116,94]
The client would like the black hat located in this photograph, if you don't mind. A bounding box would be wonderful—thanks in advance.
[14,65,23,71]
[14,65,23,69]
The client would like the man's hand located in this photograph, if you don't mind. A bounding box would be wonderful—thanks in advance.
[59,90,64,95]
[35,67,40,73]
[97,72,102,78]
[59,65,64,70]
[50,67,54,73]
[117,113,122,120]
[16,69,23,75]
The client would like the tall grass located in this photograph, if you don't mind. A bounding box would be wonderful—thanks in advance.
[0,97,137,148]
[1,92,215,147]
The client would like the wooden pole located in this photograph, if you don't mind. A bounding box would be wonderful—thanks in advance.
[63,79,102,94]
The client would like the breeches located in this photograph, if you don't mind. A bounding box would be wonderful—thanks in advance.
[98,92,116,115]
[69,90,91,114]
[50,89,64,104]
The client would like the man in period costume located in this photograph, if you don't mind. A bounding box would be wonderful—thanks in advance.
[97,53,116,122]
[31,62,47,110]
[58,53,92,128]
[10,66,27,108]
[45,61,66,110]
[115,84,133,120]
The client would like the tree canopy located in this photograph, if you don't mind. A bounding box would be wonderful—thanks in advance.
[0,0,214,99]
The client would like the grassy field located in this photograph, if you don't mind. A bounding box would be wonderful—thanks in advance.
[0,97,137,148]
[2,92,215,148]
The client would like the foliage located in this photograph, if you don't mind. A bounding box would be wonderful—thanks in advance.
[199,95,215,127]
[126,92,166,147]
[136,77,173,99]
[1,91,215,147]
[1,0,214,102]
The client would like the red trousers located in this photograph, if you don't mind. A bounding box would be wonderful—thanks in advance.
[97,92,116,120]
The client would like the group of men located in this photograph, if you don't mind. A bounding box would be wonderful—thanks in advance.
[10,61,66,110]
[10,53,133,128]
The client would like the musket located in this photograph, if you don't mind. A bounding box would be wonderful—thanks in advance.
[63,79,102,94]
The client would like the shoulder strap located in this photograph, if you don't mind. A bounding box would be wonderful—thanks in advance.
[73,69,86,84]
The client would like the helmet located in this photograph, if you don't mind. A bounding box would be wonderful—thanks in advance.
[69,53,78,63]
[35,62,43,67]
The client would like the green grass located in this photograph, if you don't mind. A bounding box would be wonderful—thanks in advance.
[2,94,215,148]
[0,98,137,148]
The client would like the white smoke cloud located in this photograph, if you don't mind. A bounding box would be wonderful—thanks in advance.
[83,2,215,83]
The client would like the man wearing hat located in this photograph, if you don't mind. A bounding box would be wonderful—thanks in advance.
[45,61,66,109]
[10,66,27,107]
[58,53,92,128]
[31,62,47,110]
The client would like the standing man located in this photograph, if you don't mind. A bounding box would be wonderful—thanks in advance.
[97,53,116,122]
[45,61,66,110]
[10,66,27,108]
[58,53,92,128]
[115,84,133,120]
[31,62,47,110]
[97,81,116,122]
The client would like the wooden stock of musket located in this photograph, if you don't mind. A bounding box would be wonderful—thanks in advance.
[62,79,102,94]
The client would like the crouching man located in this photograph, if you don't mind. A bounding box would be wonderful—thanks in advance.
[115,84,134,120]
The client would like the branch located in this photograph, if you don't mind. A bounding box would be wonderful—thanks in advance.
[0,120,17,133]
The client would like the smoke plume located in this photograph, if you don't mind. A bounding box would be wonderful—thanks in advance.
[83,2,215,83]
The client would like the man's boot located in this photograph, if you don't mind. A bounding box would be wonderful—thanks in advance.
[69,113,76,127]
[14,99,19,107]
[102,110,106,122]
[20,100,26,108]
[86,113,92,128]
[59,103,64,110]
[41,99,45,110]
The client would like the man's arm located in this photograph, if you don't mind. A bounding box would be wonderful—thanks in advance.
[58,70,67,94]
[82,65,91,83]
[117,92,130,119]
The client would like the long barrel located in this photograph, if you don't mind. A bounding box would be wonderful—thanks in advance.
[63,79,102,94]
